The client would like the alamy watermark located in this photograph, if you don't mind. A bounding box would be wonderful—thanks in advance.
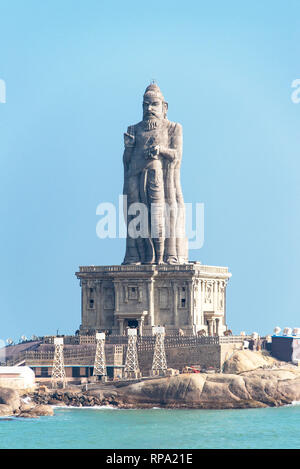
[0,79,6,103]
[96,195,204,250]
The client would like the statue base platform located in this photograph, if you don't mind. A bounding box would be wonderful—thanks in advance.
[76,262,231,337]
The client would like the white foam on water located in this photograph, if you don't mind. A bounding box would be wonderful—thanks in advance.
[52,405,118,410]
[21,396,32,404]
[52,405,158,411]
[285,401,300,407]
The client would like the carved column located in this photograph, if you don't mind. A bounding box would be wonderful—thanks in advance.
[95,280,102,328]
[147,279,155,326]
[204,280,208,303]
[138,282,143,303]
[124,283,128,303]
[213,319,216,336]
[213,280,218,311]
[223,280,228,327]
[118,318,124,335]
[207,319,213,337]
[113,281,120,313]
[193,280,198,325]
[138,318,144,336]
[170,281,177,326]
[188,281,194,326]
[199,279,204,326]
[81,280,87,330]
[216,318,220,336]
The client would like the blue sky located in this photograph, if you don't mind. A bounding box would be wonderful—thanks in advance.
[1,0,300,341]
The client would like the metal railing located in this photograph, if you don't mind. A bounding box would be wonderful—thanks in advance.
[78,264,230,274]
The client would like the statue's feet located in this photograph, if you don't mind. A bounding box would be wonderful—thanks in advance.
[122,259,141,265]
[156,257,165,265]
[165,256,178,265]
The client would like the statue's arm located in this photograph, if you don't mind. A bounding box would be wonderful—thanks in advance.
[123,147,133,170]
[123,126,135,170]
[159,123,182,162]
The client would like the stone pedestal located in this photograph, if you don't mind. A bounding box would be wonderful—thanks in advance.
[75,262,231,336]
[150,370,167,377]
[123,370,142,380]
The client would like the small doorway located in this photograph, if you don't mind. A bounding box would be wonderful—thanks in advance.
[107,367,114,379]
[127,319,138,329]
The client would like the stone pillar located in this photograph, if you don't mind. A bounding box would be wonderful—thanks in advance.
[138,318,144,336]
[216,318,220,336]
[81,280,87,330]
[114,281,120,313]
[124,283,128,303]
[223,280,227,327]
[172,281,178,327]
[203,280,207,304]
[138,282,143,303]
[147,280,155,326]
[188,281,194,326]
[199,280,204,326]
[213,280,218,311]
[193,280,198,325]
[95,280,102,328]
[207,319,213,337]
[118,318,124,335]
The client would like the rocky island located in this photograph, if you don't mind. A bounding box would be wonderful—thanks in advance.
[1,350,299,418]
[1,85,299,418]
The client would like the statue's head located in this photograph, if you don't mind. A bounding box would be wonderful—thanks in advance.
[143,83,168,121]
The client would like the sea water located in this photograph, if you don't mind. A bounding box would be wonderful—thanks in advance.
[0,404,300,449]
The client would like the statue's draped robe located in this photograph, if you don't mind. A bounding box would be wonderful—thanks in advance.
[123,119,188,265]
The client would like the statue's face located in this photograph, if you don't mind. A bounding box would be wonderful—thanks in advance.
[143,95,164,120]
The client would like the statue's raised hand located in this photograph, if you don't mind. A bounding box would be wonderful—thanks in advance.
[124,132,135,148]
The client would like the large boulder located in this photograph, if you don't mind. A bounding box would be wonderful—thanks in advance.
[29,404,54,416]
[0,388,55,418]
[19,401,36,412]
[223,350,279,374]
[119,374,253,409]
[18,404,54,418]
[0,387,20,412]
[118,368,300,409]
[0,404,14,416]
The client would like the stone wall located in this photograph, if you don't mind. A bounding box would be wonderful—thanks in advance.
[136,343,242,375]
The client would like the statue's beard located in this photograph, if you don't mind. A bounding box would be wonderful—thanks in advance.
[143,117,162,130]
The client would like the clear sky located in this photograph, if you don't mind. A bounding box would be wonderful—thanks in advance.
[1,0,300,341]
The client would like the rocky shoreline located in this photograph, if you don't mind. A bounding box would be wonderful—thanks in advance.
[1,351,300,417]
[0,387,54,418]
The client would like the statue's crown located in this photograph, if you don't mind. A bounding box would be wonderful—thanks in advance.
[144,83,165,101]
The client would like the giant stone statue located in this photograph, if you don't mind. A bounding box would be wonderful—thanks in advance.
[77,83,231,337]
[123,83,188,265]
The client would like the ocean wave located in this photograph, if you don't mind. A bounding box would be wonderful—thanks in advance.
[285,401,300,407]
